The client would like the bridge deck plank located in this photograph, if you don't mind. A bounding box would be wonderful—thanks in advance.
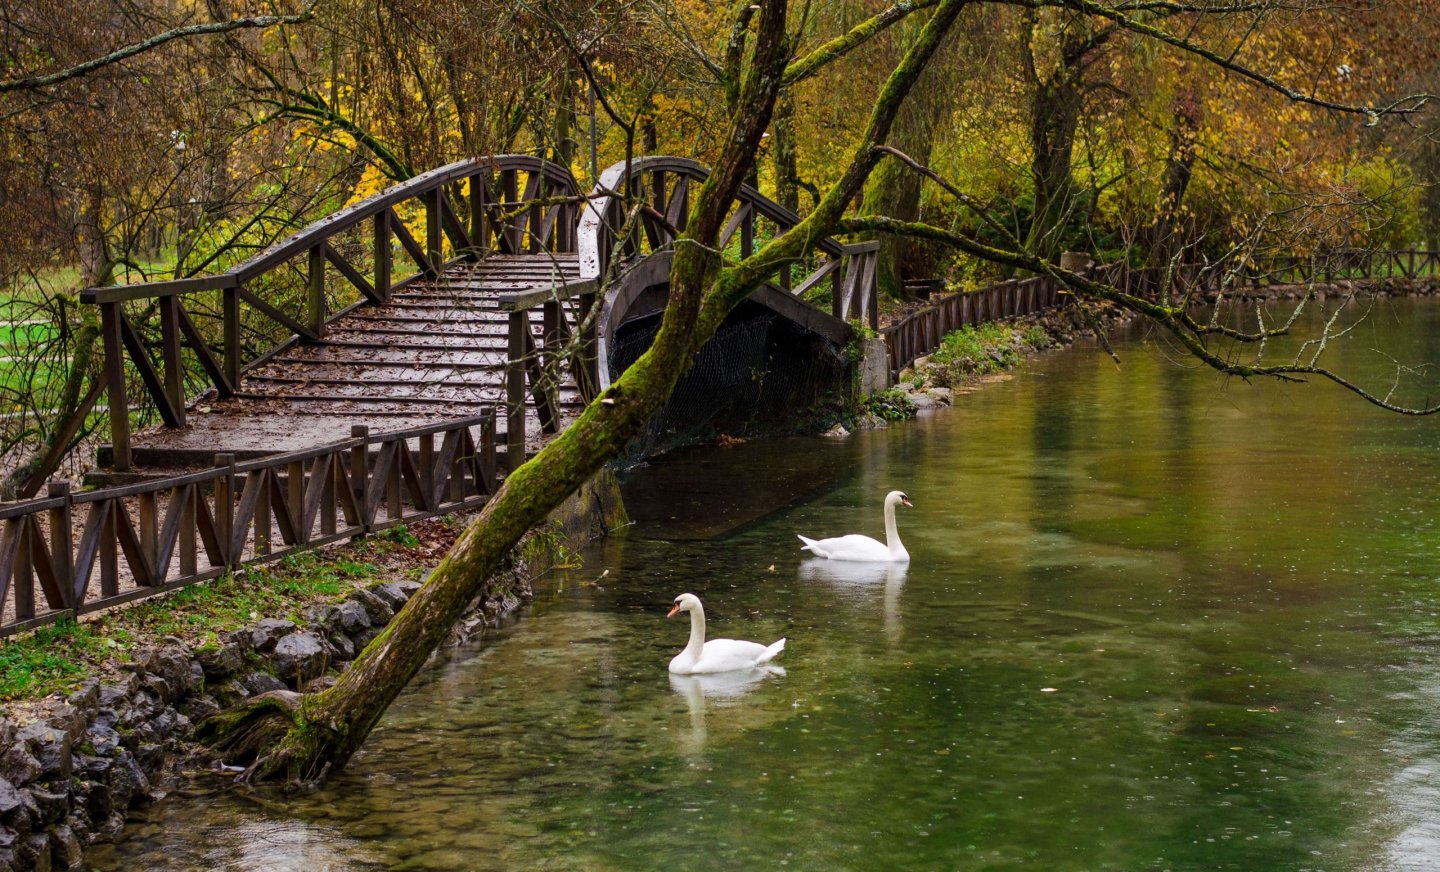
[126,255,585,468]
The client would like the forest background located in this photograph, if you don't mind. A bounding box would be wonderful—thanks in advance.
[0,0,1436,492]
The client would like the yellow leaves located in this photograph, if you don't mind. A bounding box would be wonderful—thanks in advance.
[346,164,389,206]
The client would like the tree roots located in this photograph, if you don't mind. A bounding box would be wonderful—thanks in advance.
[195,691,338,786]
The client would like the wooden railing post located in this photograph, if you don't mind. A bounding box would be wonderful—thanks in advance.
[502,169,521,252]
[223,285,241,390]
[46,481,74,609]
[350,425,370,535]
[469,173,489,254]
[507,310,528,464]
[99,301,131,471]
[479,411,498,494]
[374,209,392,302]
[214,453,236,570]
[577,291,599,403]
[178,483,197,578]
[864,249,879,331]
[288,459,306,545]
[158,296,186,428]
[138,489,158,585]
[426,187,444,271]
[307,244,326,339]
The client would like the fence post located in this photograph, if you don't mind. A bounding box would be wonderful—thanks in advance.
[308,244,326,339]
[179,482,197,578]
[507,311,528,465]
[214,453,237,570]
[46,481,74,609]
[351,425,370,534]
[223,285,241,391]
[99,301,131,471]
[158,297,187,428]
[426,187,444,271]
[374,210,392,302]
[138,489,158,585]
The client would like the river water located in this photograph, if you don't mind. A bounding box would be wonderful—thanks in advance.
[95,298,1440,870]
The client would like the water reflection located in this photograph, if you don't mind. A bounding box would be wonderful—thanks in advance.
[93,299,1440,871]
[669,667,787,755]
[1377,672,1440,870]
[797,559,908,643]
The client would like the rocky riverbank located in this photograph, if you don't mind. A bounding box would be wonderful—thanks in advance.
[0,553,534,872]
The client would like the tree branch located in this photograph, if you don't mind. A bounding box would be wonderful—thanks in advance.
[838,214,1440,415]
[997,0,1432,123]
[783,0,941,86]
[0,3,318,93]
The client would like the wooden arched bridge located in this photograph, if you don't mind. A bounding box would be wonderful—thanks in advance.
[0,154,882,634]
[82,154,880,474]
[1,144,1436,634]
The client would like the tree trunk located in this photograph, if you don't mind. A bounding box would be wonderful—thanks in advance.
[772,91,799,213]
[1022,17,1108,261]
[1025,67,1082,260]
[859,18,946,300]
[199,0,970,786]
[1145,93,1200,270]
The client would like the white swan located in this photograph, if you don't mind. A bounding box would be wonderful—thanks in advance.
[797,490,913,562]
[667,593,786,674]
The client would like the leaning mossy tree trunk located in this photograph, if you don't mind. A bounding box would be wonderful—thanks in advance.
[198,0,969,786]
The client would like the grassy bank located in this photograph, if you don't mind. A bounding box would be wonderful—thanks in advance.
[0,520,458,704]
[910,322,1053,388]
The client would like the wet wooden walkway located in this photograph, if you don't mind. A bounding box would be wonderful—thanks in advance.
[126,254,594,468]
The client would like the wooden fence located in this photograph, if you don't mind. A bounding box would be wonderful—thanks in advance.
[79,155,578,472]
[881,249,1440,375]
[0,413,497,637]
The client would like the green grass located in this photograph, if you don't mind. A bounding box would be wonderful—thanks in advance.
[920,323,1051,388]
[0,619,110,700]
[0,549,382,701]
[859,387,916,422]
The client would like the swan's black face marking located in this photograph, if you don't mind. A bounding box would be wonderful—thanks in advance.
[898,492,913,508]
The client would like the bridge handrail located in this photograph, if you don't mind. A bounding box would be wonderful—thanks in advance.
[577,156,876,330]
[76,154,579,471]
[81,155,579,304]
[0,412,499,639]
[880,249,1440,375]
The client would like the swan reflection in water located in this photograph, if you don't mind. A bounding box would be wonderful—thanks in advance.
[798,559,909,643]
[669,666,785,756]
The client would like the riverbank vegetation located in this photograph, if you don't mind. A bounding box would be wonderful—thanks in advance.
[922,323,1052,386]
[0,1,1435,489]
[0,519,455,703]
[2,0,1438,789]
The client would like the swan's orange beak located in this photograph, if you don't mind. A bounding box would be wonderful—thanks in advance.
[666,604,681,618]
[901,497,914,508]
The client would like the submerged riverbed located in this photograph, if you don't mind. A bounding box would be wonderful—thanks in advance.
[95,298,1440,870]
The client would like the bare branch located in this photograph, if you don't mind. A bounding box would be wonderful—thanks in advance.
[995,0,1432,123]
[0,3,318,93]
[783,0,941,87]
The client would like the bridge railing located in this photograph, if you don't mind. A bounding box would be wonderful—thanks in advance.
[577,156,878,329]
[79,155,579,471]
[0,412,497,637]
[493,279,600,461]
[882,249,1440,375]
[1242,249,1440,284]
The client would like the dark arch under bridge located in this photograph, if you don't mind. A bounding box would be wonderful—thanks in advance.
[80,154,880,475]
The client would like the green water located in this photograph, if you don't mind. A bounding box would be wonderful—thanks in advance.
[97,300,1440,871]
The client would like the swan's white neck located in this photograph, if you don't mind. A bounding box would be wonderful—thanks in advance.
[682,602,707,661]
[884,498,906,558]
